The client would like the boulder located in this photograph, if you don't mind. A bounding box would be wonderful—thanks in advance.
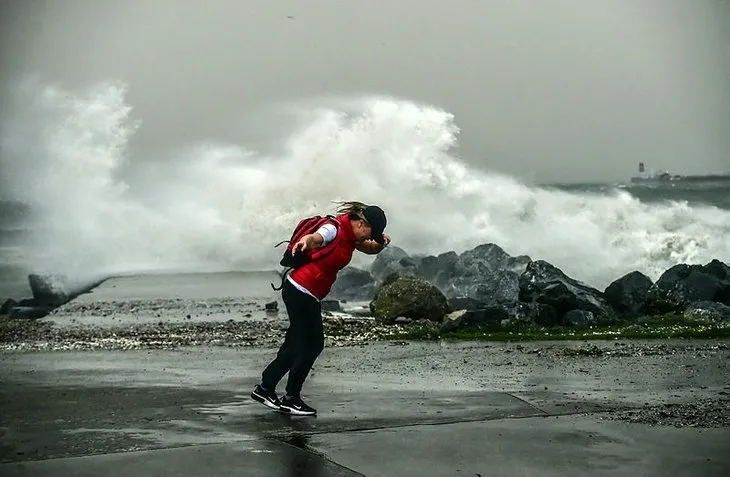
[683,301,730,322]
[703,259,730,305]
[564,309,596,326]
[9,306,52,319]
[440,310,468,333]
[369,275,449,325]
[518,260,615,323]
[506,301,559,327]
[717,287,730,306]
[434,244,531,301]
[416,251,459,288]
[370,243,531,304]
[441,301,559,331]
[1,298,18,315]
[643,261,730,314]
[702,259,730,281]
[473,270,521,304]
[28,273,69,306]
[440,307,507,332]
[370,246,417,284]
[330,267,376,301]
[604,271,653,317]
[457,243,531,276]
[447,296,488,311]
[321,299,341,312]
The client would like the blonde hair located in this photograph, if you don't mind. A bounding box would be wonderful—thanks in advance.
[333,200,368,220]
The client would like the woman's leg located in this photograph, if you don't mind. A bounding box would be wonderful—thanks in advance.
[260,280,308,390]
[284,294,324,397]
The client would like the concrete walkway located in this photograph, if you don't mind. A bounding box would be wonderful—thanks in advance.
[1,272,728,476]
[1,345,728,477]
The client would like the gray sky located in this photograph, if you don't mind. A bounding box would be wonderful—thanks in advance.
[1,0,729,183]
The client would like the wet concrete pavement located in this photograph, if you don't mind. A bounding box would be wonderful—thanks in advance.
[2,343,729,476]
[1,273,729,475]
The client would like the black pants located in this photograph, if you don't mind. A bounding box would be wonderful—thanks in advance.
[261,279,324,397]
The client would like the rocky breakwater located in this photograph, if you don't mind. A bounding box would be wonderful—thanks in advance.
[329,244,730,333]
[1,274,102,320]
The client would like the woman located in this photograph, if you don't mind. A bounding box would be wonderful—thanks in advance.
[251,201,390,416]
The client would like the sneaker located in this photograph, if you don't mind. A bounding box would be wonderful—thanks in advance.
[251,384,281,411]
[280,395,317,416]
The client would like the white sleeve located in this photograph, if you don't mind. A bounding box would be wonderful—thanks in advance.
[315,223,338,246]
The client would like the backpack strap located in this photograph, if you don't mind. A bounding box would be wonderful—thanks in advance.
[306,215,340,261]
[270,215,340,290]
[271,268,291,291]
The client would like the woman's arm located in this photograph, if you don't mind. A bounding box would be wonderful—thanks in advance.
[355,234,391,255]
[291,233,325,255]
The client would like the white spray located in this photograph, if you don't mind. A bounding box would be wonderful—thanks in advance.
[1,80,729,290]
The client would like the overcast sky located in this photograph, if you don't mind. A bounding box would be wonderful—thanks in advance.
[1,0,728,183]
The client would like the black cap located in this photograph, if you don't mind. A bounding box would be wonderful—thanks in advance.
[362,205,387,244]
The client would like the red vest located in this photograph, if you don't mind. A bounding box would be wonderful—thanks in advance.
[289,213,357,300]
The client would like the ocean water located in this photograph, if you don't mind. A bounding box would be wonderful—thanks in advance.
[1,80,729,301]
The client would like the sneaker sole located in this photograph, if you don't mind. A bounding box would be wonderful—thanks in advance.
[279,405,316,416]
[250,391,281,411]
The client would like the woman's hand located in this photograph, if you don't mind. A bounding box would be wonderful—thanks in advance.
[355,234,391,255]
[291,233,324,255]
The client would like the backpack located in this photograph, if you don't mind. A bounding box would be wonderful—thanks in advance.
[270,215,340,290]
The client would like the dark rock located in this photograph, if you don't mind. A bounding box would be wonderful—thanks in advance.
[372,243,531,305]
[703,260,730,305]
[330,267,376,301]
[1,298,18,315]
[9,306,52,319]
[643,262,730,313]
[604,271,653,317]
[716,287,730,306]
[437,244,531,301]
[28,273,69,306]
[370,246,417,284]
[444,301,559,330]
[265,301,278,311]
[481,270,521,304]
[372,248,729,327]
[532,303,559,327]
[469,306,508,326]
[416,252,459,286]
[447,296,487,311]
[684,301,730,322]
[370,275,449,324]
[564,309,596,326]
[508,302,559,327]
[458,243,530,276]
[446,272,519,305]
[440,306,508,332]
[379,272,401,290]
[518,260,614,322]
[716,286,730,306]
[673,269,725,302]
[488,301,559,327]
[701,259,730,280]
[321,299,341,312]
[440,311,465,333]
[363,243,534,309]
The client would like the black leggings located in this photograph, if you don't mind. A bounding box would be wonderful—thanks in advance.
[261,279,324,397]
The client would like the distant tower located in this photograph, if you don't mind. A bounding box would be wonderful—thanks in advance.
[638,162,645,173]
